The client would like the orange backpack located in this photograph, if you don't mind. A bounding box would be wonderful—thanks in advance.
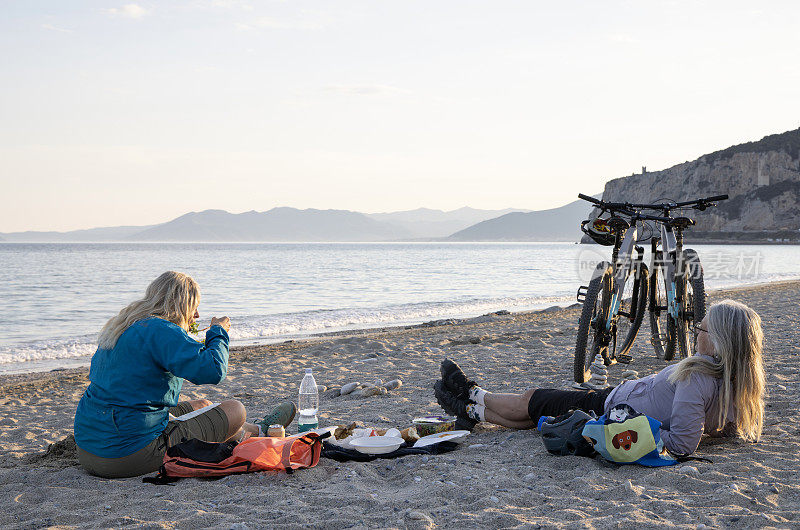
[146,433,323,482]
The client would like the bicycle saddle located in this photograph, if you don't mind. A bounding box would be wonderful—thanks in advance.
[607,217,630,230]
[671,217,696,229]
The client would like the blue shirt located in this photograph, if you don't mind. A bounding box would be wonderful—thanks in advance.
[74,317,229,458]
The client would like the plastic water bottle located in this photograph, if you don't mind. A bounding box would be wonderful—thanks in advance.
[298,368,319,433]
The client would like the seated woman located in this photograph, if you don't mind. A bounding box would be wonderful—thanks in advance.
[434,299,765,456]
[74,271,296,478]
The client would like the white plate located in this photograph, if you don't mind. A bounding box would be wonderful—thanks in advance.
[413,430,470,448]
[349,436,405,455]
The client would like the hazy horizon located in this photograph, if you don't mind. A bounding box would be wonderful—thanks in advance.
[0,202,555,235]
[3,1,799,232]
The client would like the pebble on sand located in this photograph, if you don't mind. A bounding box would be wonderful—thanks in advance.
[340,382,360,395]
[361,386,388,398]
[624,479,643,496]
[406,511,433,522]
[384,379,403,391]
[679,465,700,476]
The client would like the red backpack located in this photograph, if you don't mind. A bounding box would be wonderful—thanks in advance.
[145,433,323,483]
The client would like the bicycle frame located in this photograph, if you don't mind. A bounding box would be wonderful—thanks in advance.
[606,225,641,331]
[655,223,681,319]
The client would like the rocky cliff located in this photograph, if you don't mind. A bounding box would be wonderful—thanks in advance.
[597,128,800,241]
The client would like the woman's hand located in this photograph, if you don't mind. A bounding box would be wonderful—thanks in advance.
[210,316,231,332]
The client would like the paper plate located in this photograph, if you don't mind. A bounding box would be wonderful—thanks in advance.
[413,430,470,448]
[349,436,405,455]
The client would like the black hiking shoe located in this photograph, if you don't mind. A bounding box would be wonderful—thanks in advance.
[433,379,477,431]
[440,358,477,400]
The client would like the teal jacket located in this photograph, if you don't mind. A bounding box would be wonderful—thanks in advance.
[74,317,229,458]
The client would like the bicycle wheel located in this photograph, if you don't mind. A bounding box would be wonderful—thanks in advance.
[676,248,707,359]
[574,262,613,383]
[614,262,649,359]
[649,251,677,360]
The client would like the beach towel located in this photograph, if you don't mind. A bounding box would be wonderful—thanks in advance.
[320,440,460,462]
[143,432,323,483]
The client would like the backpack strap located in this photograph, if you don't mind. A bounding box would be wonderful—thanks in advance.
[674,455,713,464]
[280,438,294,472]
[142,465,180,485]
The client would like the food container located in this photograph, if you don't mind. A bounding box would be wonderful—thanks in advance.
[349,436,405,455]
[412,415,456,437]
[267,424,285,438]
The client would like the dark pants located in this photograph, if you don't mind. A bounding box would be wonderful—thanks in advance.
[527,387,615,423]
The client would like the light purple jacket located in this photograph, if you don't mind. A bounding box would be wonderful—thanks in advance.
[604,355,734,455]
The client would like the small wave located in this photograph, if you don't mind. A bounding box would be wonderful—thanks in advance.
[0,336,97,365]
[0,295,570,367]
[225,295,572,343]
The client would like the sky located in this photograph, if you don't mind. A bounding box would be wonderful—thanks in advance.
[1,1,799,232]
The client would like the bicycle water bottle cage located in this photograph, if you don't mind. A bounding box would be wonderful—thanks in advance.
[671,217,695,229]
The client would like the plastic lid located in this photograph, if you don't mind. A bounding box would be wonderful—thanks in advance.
[305,368,313,374]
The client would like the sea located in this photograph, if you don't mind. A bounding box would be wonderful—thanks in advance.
[1,242,798,374]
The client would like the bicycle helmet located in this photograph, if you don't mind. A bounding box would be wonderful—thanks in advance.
[581,207,616,246]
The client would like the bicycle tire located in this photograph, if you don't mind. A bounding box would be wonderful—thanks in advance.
[615,262,649,358]
[574,262,612,383]
[649,251,677,360]
[676,248,707,359]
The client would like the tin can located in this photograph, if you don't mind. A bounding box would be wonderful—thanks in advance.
[267,424,285,438]
[412,415,456,437]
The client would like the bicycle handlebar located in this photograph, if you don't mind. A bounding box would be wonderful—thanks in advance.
[675,194,728,208]
[577,193,601,205]
[578,193,728,211]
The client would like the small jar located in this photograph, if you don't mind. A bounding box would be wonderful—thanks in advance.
[267,424,285,438]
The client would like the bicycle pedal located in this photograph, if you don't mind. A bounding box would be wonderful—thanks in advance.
[616,354,632,364]
[650,335,667,346]
[576,285,589,304]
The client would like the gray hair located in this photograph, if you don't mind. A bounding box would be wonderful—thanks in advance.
[668,299,765,442]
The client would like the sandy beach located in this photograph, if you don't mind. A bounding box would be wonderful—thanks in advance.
[1,280,798,529]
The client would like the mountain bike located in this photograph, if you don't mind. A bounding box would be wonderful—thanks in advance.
[573,195,649,383]
[631,196,728,360]
[574,193,728,381]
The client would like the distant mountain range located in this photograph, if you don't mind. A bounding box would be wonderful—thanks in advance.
[6,130,796,244]
[0,204,586,242]
[0,225,155,243]
[133,208,409,242]
[446,197,597,241]
[368,207,529,238]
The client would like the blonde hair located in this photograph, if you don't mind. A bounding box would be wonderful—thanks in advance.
[668,299,765,442]
[97,271,200,349]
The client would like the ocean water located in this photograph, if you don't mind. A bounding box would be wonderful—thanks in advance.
[1,242,798,374]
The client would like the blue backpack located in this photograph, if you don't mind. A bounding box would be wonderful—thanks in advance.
[580,405,678,467]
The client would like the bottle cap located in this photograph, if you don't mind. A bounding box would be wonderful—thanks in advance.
[305,368,312,374]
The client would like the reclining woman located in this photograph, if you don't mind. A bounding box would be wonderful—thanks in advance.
[435,299,765,456]
[74,271,296,478]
